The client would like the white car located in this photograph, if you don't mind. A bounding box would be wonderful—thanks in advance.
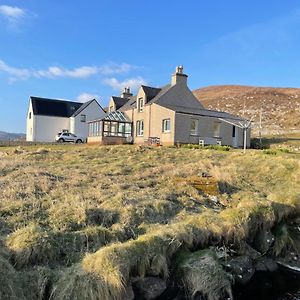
[55,132,85,143]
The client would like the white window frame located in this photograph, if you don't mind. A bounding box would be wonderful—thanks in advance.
[190,119,199,136]
[136,120,144,136]
[80,114,87,123]
[138,97,144,112]
[213,121,221,137]
[162,118,171,133]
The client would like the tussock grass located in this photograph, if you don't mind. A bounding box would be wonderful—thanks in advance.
[6,223,57,268]
[178,249,232,300]
[0,255,24,300]
[50,264,123,300]
[0,144,299,298]
[20,266,53,300]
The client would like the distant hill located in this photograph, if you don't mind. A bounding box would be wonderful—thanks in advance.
[0,131,25,141]
[193,85,300,135]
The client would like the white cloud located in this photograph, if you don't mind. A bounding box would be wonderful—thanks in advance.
[0,5,26,26]
[76,93,100,103]
[103,76,147,91]
[0,5,25,18]
[0,59,136,81]
[35,66,99,79]
[0,59,30,80]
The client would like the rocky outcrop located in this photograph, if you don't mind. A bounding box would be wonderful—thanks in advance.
[133,277,167,300]
[225,256,255,285]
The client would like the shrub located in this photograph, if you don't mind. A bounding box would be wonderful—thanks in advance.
[263,149,277,155]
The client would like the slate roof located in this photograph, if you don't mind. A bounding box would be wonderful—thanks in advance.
[31,97,82,118]
[119,95,137,111]
[146,85,173,105]
[141,85,161,102]
[111,97,129,110]
[159,103,246,121]
[72,99,104,117]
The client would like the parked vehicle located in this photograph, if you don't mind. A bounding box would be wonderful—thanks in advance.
[55,132,85,143]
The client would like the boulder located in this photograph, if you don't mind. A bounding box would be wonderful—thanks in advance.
[240,243,261,260]
[252,230,275,253]
[255,258,278,272]
[133,277,167,300]
[226,256,255,285]
[123,284,135,300]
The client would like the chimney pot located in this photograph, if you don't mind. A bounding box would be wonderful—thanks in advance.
[171,65,188,86]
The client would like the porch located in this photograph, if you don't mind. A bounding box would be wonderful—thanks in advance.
[87,111,133,145]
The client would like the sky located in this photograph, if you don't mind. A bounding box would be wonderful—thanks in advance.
[1,1,300,133]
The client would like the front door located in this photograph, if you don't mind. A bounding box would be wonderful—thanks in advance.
[232,126,238,148]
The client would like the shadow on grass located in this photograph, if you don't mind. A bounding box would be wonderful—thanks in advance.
[251,137,300,149]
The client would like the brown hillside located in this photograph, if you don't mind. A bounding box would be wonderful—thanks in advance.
[193,85,300,135]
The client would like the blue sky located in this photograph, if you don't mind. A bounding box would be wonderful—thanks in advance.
[1,1,300,133]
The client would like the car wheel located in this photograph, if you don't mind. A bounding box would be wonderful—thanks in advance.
[76,139,82,143]
[58,138,64,143]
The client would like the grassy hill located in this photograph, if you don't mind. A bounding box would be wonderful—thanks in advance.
[193,85,300,136]
[0,144,299,299]
[0,131,25,141]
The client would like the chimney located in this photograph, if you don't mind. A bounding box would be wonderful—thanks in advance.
[171,65,188,86]
[121,87,133,98]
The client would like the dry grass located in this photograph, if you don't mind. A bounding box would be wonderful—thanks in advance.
[0,144,299,298]
[178,249,233,300]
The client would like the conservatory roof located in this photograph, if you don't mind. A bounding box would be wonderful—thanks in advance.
[89,110,132,123]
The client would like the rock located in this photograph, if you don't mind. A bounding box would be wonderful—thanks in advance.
[123,285,135,300]
[226,256,255,285]
[255,258,278,272]
[252,230,275,253]
[240,243,261,260]
[133,277,167,300]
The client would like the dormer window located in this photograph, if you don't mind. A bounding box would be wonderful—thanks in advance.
[138,97,144,112]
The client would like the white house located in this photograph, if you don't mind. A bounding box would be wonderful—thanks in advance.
[26,96,105,142]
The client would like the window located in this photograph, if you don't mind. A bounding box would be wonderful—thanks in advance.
[232,125,236,137]
[89,121,101,136]
[80,114,86,122]
[138,97,144,112]
[109,106,114,112]
[213,122,221,137]
[136,120,144,136]
[162,118,171,133]
[29,112,32,119]
[190,119,198,135]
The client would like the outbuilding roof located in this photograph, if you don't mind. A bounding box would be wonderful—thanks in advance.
[160,103,247,121]
[30,97,82,118]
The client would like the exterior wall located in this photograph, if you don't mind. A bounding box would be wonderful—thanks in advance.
[34,116,70,142]
[26,101,35,141]
[174,113,250,147]
[123,91,176,145]
[70,101,105,140]
[87,136,129,145]
[108,98,116,112]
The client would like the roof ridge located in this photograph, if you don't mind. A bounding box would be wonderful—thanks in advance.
[30,96,80,104]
